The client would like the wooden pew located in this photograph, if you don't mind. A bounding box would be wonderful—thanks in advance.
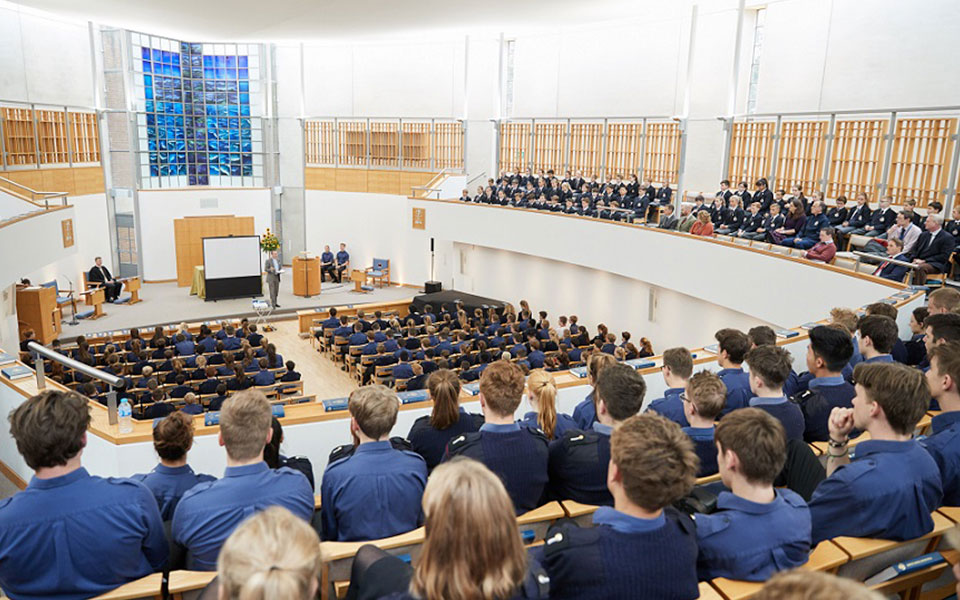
[92,570,216,600]
[708,541,848,600]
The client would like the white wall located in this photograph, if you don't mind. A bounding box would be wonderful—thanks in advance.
[137,189,272,282]
[0,2,95,107]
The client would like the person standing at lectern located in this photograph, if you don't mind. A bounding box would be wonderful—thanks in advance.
[264,250,281,308]
[88,256,122,302]
[335,243,350,283]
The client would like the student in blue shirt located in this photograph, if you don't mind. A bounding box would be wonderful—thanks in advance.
[445,360,549,514]
[0,390,168,599]
[855,314,898,367]
[743,345,805,441]
[681,371,725,477]
[793,326,856,442]
[808,363,942,544]
[695,408,811,581]
[520,369,577,441]
[132,411,215,520]
[647,347,695,427]
[919,343,960,506]
[549,364,646,505]
[315,306,340,341]
[572,352,619,429]
[320,244,335,282]
[252,358,276,386]
[181,392,204,415]
[408,369,483,471]
[539,413,700,599]
[715,328,752,413]
[174,333,195,356]
[335,242,350,283]
[172,390,314,570]
[322,385,427,541]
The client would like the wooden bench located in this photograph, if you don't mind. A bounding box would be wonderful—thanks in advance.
[708,541,848,599]
[92,570,216,600]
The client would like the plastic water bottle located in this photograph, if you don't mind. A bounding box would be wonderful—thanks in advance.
[118,398,133,434]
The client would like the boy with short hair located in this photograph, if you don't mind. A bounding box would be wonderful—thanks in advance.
[682,371,726,476]
[715,328,752,413]
[856,314,898,365]
[808,363,942,544]
[445,360,549,513]
[794,326,856,442]
[541,414,700,599]
[322,385,427,541]
[919,342,960,505]
[744,345,805,440]
[647,347,695,427]
[695,408,811,581]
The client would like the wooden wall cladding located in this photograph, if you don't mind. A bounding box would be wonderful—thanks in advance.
[304,167,437,195]
[173,216,255,287]
[0,166,105,196]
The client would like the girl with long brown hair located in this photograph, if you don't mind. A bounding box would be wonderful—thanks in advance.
[407,369,483,471]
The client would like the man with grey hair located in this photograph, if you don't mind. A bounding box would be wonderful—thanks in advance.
[678,203,697,233]
[908,213,956,284]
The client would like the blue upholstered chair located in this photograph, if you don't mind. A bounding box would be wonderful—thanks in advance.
[365,258,390,288]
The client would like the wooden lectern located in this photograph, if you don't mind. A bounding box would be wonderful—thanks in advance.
[16,286,61,344]
[121,277,143,304]
[350,269,369,293]
[293,257,320,297]
[80,288,106,319]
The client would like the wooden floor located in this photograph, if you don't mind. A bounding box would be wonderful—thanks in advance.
[265,318,358,400]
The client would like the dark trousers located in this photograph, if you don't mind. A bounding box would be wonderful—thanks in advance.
[321,264,336,282]
[98,281,122,301]
[345,545,412,600]
[914,262,943,285]
[336,264,347,283]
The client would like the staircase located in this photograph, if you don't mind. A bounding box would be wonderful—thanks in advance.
[0,176,69,224]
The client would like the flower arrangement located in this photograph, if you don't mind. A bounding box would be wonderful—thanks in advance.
[260,228,280,253]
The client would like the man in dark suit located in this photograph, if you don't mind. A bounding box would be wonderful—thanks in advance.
[88,257,122,302]
[874,238,911,282]
[658,204,679,230]
[909,214,957,284]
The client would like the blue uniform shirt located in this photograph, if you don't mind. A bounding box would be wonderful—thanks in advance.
[0,468,168,600]
[796,376,856,442]
[808,439,942,544]
[919,411,960,506]
[682,426,718,477]
[336,250,350,265]
[572,391,597,429]
[519,411,578,441]
[749,396,805,441]
[321,441,427,541]
[647,387,688,427]
[131,464,217,521]
[172,461,314,570]
[321,251,333,264]
[718,368,751,414]
[695,490,811,581]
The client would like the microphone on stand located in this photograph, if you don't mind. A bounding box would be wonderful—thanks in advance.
[63,275,79,325]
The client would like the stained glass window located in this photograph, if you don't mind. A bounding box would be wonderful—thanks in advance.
[131,34,264,187]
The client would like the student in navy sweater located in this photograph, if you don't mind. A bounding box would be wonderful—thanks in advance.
[540,413,700,599]
[794,325,856,442]
[695,408,811,582]
[919,343,960,506]
[571,353,618,429]
[407,369,483,472]
[549,364,646,505]
[444,360,549,514]
[132,411,215,520]
[647,347,695,427]
[743,345,805,441]
[808,363,941,544]
[715,328,752,414]
[681,371,725,477]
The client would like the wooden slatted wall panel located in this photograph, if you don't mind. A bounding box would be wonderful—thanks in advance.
[776,120,827,194]
[434,122,463,169]
[499,122,531,173]
[36,110,68,165]
[604,122,643,178]
[2,107,38,166]
[531,122,566,172]
[827,119,887,200]
[402,122,431,169]
[886,117,957,207]
[337,121,367,166]
[568,122,602,177]
[727,121,775,186]
[304,120,336,165]
[70,112,101,164]
[369,121,399,167]
[643,122,681,185]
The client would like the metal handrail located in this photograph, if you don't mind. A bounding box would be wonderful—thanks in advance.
[851,251,921,285]
[27,341,124,425]
[0,176,69,209]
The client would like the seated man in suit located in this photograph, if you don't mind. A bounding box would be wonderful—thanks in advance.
[538,413,700,599]
[321,385,427,541]
[658,203,679,230]
[873,237,911,281]
[445,360,548,514]
[0,390,168,598]
[803,227,837,263]
[908,214,957,284]
[808,363,941,543]
[695,408,811,582]
[677,203,697,233]
[88,256,122,302]
[173,390,314,569]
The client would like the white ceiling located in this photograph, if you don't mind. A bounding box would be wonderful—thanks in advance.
[8,0,706,41]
